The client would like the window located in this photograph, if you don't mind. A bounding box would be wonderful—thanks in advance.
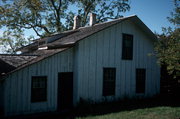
[122,33,133,60]
[136,69,146,93]
[103,68,116,96]
[31,76,47,102]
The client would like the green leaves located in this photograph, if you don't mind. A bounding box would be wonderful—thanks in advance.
[155,0,180,78]
[0,0,130,53]
[155,29,180,78]
[0,29,33,53]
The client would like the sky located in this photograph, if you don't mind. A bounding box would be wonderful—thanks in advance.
[122,0,175,34]
[0,0,175,38]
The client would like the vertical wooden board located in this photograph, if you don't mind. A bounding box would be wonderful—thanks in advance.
[5,75,11,115]
[131,23,137,96]
[27,66,32,112]
[95,32,103,101]
[103,29,110,67]
[11,72,17,114]
[53,54,58,110]
[83,38,90,99]
[78,40,84,98]
[22,67,29,113]
[25,67,32,113]
[79,40,86,98]
[120,22,127,98]
[48,56,54,110]
[53,55,57,109]
[88,34,97,101]
[109,25,116,67]
[86,37,91,99]
[125,22,133,97]
[135,28,140,66]
[68,49,72,71]
[73,45,79,104]
[115,23,122,98]
[59,52,63,71]
[132,26,139,96]
[16,71,22,113]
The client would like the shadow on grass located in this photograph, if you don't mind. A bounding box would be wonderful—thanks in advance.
[4,94,180,119]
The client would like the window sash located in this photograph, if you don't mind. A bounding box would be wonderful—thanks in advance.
[122,33,133,60]
[103,68,116,96]
[136,69,146,94]
[31,76,47,102]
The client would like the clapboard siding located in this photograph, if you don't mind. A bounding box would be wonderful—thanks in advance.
[76,20,160,102]
[4,48,74,116]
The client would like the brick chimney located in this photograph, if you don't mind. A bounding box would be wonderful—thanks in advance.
[73,15,81,30]
[90,13,96,26]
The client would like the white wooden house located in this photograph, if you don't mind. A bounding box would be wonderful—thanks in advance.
[0,14,160,116]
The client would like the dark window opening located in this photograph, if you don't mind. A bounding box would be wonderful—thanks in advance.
[122,33,133,60]
[136,69,146,94]
[31,76,47,102]
[103,68,116,96]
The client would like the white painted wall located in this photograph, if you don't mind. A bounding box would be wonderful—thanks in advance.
[3,19,160,116]
[75,19,160,102]
[4,48,74,116]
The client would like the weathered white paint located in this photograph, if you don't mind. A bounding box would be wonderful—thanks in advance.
[75,19,160,101]
[3,19,160,116]
[4,48,74,116]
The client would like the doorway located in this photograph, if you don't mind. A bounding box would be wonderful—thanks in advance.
[57,72,73,110]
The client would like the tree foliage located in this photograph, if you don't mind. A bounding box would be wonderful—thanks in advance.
[0,29,33,53]
[155,0,180,78]
[0,0,130,37]
[0,0,130,53]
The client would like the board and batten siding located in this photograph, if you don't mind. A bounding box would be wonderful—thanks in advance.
[75,19,160,102]
[4,48,74,116]
[3,18,160,116]
[0,81,4,115]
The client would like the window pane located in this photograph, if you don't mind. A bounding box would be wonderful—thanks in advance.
[103,68,116,96]
[31,76,47,102]
[122,34,133,60]
[136,69,146,93]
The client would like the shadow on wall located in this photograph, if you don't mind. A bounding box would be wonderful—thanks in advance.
[0,81,4,117]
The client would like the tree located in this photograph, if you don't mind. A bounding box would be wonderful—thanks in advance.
[0,29,33,53]
[155,0,180,78]
[69,0,130,27]
[0,0,130,53]
[0,0,130,37]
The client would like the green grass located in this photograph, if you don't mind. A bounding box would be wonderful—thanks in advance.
[76,106,180,119]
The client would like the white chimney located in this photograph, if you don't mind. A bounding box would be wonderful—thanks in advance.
[90,13,96,26]
[73,15,81,30]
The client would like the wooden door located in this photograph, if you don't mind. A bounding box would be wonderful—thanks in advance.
[57,72,73,110]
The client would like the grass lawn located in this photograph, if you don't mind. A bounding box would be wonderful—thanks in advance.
[76,106,180,119]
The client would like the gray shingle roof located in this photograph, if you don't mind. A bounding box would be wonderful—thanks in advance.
[0,54,38,68]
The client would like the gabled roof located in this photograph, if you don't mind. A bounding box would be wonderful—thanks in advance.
[2,15,157,77]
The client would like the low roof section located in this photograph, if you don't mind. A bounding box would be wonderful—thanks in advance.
[0,54,37,77]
